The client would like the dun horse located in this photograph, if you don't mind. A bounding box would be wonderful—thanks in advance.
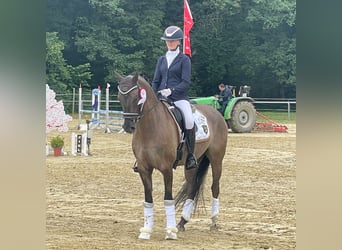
[116,72,227,240]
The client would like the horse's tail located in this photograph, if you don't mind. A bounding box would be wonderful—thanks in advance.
[175,155,210,213]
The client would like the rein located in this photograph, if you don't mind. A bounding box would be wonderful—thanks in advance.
[137,100,159,121]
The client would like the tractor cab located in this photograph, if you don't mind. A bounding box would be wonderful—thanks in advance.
[239,85,251,97]
[191,84,256,133]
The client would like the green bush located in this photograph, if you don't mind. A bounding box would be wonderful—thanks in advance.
[50,135,64,148]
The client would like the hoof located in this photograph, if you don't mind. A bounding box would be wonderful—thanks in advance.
[138,232,151,240]
[210,223,220,231]
[177,217,188,232]
[138,227,152,240]
[165,228,178,240]
[177,223,185,232]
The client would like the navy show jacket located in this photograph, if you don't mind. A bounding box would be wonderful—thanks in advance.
[151,52,191,102]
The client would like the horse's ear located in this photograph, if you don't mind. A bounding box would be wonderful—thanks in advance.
[132,72,139,85]
[113,71,124,82]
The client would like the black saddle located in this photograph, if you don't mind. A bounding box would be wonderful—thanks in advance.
[159,99,185,132]
[169,105,186,132]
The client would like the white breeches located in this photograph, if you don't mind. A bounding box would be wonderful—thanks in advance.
[174,100,194,129]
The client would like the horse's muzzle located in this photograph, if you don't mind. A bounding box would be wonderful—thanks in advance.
[123,119,136,133]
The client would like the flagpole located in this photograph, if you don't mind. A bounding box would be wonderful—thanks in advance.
[183,0,185,55]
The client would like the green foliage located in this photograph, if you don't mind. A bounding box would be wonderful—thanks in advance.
[247,0,296,29]
[46,0,296,99]
[46,32,92,93]
[50,135,64,148]
[46,32,70,93]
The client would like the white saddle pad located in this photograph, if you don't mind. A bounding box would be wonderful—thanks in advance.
[194,109,210,141]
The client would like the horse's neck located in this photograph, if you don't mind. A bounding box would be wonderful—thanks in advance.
[137,95,174,133]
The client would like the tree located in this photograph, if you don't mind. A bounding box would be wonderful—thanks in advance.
[244,0,296,97]
[190,0,296,98]
[46,0,296,99]
[46,32,92,93]
[73,0,167,85]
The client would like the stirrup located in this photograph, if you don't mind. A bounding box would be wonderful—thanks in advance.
[185,153,197,170]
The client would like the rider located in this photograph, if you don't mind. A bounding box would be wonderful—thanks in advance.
[132,26,197,172]
[152,25,197,170]
[217,83,232,115]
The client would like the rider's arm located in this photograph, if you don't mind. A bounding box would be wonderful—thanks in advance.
[151,56,164,92]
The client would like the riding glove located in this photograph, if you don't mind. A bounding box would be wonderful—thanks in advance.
[160,88,172,97]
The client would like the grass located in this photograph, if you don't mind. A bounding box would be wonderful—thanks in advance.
[256,111,296,124]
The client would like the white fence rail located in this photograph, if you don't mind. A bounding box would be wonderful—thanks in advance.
[253,98,296,120]
[56,91,296,122]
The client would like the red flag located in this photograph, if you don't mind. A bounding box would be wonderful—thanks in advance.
[183,0,194,57]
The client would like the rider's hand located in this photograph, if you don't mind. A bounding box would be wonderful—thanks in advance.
[160,88,172,97]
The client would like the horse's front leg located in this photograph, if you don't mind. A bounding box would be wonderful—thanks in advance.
[138,169,154,240]
[162,167,178,240]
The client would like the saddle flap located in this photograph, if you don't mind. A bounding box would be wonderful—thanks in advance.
[168,105,185,131]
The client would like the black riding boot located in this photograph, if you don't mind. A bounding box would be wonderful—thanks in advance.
[185,128,197,170]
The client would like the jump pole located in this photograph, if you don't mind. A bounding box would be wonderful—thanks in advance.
[105,83,110,133]
[78,84,82,129]
[78,83,122,132]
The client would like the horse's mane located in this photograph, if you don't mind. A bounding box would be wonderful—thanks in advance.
[137,74,153,91]
[133,73,159,102]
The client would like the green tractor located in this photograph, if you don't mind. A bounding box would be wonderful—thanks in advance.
[191,85,256,133]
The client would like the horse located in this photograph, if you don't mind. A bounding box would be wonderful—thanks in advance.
[115,72,228,240]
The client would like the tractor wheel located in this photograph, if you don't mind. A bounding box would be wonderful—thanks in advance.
[228,101,256,133]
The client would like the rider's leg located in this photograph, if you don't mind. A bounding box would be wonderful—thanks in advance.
[184,127,197,169]
[174,100,197,170]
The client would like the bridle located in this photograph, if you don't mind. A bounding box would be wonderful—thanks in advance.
[117,84,140,121]
[117,81,159,122]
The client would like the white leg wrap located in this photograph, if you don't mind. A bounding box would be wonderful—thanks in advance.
[164,200,177,229]
[164,200,178,240]
[181,199,195,222]
[211,198,219,218]
[138,202,153,240]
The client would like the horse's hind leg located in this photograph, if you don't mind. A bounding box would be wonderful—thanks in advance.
[138,170,154,240]
[210,160,222,231]
[177,167,198,232]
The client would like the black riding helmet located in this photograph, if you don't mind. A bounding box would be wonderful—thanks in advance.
[161,26,183,41]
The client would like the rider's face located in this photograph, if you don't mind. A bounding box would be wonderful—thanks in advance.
[165,40,180,51]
